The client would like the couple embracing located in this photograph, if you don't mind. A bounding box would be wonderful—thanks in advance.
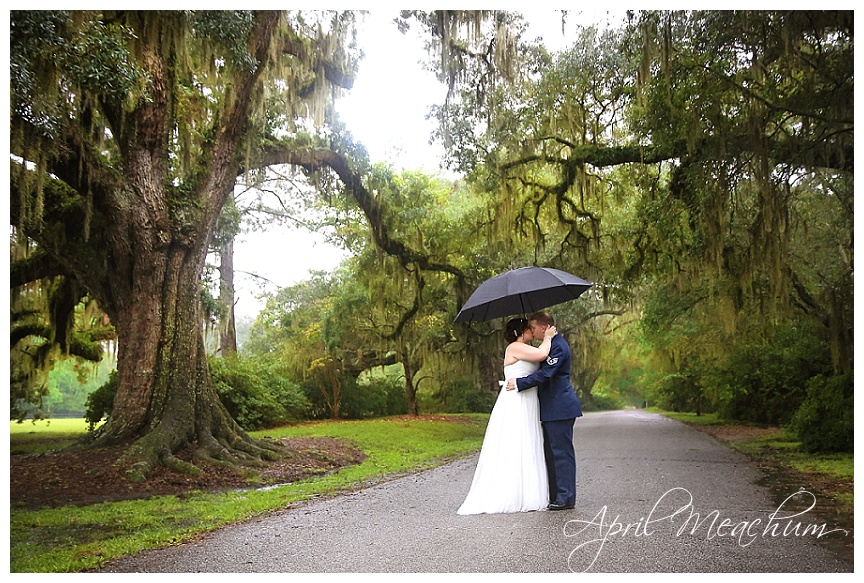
[458,311,582,515]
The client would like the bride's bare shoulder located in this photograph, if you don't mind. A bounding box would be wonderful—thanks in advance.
[503,343,520,366]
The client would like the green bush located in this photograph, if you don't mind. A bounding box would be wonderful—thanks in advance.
[789,374,853,453]
[209,355,310,430]
[582,391,624,412]
[339,374,408,418]
[84,370,118,430]
[713,323,831,425]
[427,379,497,414]
[648,369,707,414]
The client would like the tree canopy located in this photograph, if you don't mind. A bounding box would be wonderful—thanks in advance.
[8,9,854,475]
[417,9,852,434]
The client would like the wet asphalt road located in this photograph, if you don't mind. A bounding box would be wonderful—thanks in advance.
[102,410,852,573]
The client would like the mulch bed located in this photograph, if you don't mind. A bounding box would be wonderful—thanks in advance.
[10,436,366,510]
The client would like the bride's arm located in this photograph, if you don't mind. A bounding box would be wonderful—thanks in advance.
[508,327,557,362]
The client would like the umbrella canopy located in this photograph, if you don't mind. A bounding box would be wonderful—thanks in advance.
[455,266,593,322]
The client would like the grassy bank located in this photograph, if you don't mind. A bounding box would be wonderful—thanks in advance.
[9,415,488,573]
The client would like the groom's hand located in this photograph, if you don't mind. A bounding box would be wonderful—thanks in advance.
[505,379,516,391]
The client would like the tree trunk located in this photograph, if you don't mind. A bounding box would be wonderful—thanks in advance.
[405,366,419,416]
[10,10,332,481]
[218,237,238,355]
[399,340,420,416]
[325,359,341,419]
[90,239,279,481]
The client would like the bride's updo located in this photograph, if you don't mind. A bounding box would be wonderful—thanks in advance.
[505,318,529,343]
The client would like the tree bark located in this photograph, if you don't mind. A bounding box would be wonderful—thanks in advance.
[218,237,238,356]
[88,229,280,481]
[399,339,420,416]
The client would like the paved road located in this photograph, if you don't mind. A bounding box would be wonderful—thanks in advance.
[103,410,851,573]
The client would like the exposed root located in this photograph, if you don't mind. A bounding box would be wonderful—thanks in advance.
[163,451,203,477]
[123,460,152,484]
[192,448,261,479]
[117,439,162,484]
[231,435,283,461]
[108,409,289,483]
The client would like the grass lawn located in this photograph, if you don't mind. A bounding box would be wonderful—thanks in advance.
[10,418,99,453]
[9,415,488,573]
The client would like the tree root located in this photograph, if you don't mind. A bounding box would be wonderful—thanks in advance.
[110,404,288,482]
[163,452,204,477]
[123,460,153,484]
[231,435,283,461]
[192,449,261,479]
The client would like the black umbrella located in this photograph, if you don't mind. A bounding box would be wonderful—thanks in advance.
[454,266,593,322]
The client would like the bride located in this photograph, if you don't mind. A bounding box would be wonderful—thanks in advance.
[457,318,556,515]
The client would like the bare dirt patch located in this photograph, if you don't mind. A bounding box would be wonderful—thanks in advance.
[10,436,366,510]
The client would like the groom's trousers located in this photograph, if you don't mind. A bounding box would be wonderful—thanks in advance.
[542,418,577,506]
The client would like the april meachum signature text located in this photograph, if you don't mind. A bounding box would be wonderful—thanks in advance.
[563,487,848,572]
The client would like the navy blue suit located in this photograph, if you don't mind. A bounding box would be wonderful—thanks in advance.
[515,334,582,506]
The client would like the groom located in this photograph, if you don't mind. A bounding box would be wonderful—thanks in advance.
[506,311,582,510]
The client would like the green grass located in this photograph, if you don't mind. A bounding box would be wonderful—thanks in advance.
[10,418,93,434]
[726,427,853,490]
[9,414,488,573]
[645,409,725,427]
[10,418,100,453]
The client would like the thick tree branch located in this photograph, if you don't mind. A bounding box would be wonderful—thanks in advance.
[197,11,283,222]
[503,134,853,174]
[383,270,424,341]
[254,143,467,287]
[9,251,71,288]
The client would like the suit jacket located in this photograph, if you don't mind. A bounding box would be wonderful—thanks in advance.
[516,334,583,422]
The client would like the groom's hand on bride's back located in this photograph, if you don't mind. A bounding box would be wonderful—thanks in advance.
[505,379,516,391]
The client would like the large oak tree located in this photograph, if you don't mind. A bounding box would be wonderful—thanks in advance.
[9,10,363,480]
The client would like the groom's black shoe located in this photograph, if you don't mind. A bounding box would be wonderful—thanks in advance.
[547,502,575,511]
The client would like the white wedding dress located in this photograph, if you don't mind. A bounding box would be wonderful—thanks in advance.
[457,359,549,514]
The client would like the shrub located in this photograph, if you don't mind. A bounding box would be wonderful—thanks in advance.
[428,379,497,414]
[713,323,831,425]
[209,355,310,430]
[789,374,853,453]
[84,370,118,430]
[582,391,623,412]
[648,369,706,414]
[339,374,408,418]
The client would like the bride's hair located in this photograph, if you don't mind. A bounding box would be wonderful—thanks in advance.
[505,318,529,343]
